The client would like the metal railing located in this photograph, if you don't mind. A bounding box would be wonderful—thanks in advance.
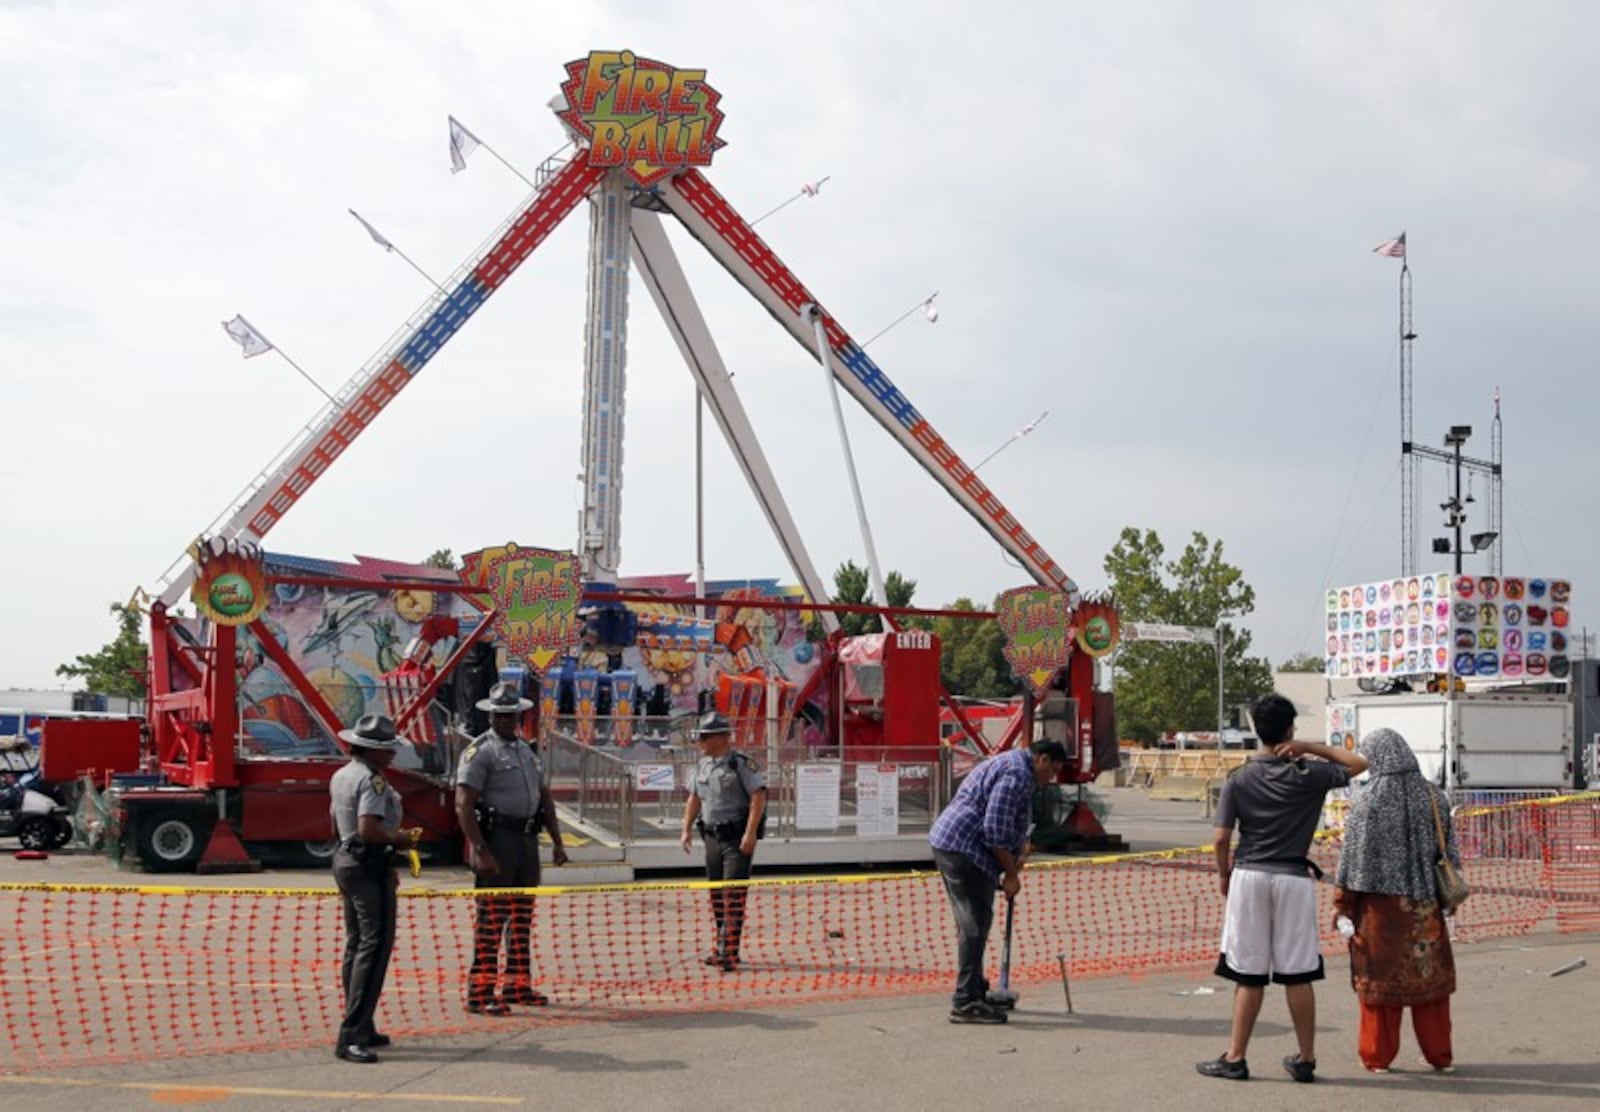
[543,719,954,844]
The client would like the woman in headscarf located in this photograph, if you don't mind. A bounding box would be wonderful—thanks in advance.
[1334,728,1460,1074]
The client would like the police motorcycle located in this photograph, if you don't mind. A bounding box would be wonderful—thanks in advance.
[0,745,72,851]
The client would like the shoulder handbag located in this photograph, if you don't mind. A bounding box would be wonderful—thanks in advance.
[1430,793,1471,912]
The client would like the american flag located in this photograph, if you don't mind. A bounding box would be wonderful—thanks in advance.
[1373,231,1407,258]
[800,175,830,197]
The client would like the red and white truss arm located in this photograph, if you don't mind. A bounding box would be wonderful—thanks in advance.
[629,210,839,632]
[155,153,605,606]
[659,170,1080,602]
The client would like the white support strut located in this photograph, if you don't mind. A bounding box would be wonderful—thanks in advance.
[659,170,1080,604]
[628,211,840,632]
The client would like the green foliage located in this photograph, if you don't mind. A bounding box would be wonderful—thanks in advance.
[423,548,456,570]
[57,602,148,699]
[1103,527,1273,743]
[1278,652,1325,673]
[934,596,1020,699]
[829,561,928,636]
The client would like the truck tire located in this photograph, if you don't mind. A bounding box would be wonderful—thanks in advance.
[136,810,209,871]
[48,817,72,849]
[300,838,339,866]
[17,817,53,852]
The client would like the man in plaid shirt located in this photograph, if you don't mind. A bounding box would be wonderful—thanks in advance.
[929,740,1068,1024]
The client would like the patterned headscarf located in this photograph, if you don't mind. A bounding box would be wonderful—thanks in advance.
[1335,728,1461,903]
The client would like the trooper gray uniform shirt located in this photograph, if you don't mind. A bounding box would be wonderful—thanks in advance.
[694,751,767,824]
[457,731,543,819]
[330,757,402,842]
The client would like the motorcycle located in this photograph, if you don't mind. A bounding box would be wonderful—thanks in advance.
[0,748,72,851]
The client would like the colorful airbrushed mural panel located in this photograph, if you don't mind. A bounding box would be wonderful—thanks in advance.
[238,553,479,759]
[236,554,829,758]
[604,574,828,742]
[1325,574,1573,680]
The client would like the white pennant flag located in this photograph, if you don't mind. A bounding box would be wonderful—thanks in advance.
[221,314,273,358]
[800,175,831,198]
[449,115,481,174]
[348,208,394,252]
[922,297,940,323]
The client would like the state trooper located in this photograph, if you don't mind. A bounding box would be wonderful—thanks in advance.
[679,712,768,971]
[455,681,567,1013]
[329,714,420,1064]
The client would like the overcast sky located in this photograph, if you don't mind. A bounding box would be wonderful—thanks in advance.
[3,1,1597,691]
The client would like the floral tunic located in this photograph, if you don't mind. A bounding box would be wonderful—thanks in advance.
[1334,887,1456,1007]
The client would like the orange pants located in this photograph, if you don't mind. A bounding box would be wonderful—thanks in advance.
[1358,997,1452,1071]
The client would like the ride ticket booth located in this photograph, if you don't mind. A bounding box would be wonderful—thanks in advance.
[837,630,943,753]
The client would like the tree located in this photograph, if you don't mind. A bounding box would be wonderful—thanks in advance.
[829,561,927,636]
[934,596,1020,699]
[1278,652,1325,674]
[1103,527,1273,743]
[423,549,456,570]
[57,602,148,699]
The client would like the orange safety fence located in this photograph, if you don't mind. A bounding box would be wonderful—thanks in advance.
[2,793,1596,1074]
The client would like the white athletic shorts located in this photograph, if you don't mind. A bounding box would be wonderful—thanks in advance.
[1215,866,1325,986]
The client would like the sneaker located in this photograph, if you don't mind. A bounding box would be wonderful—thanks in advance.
[1283,1054,1316,1083]
[949,1000,1008,1025]
[1195,1055,1249,1080]
[1419,1058,1455,1074]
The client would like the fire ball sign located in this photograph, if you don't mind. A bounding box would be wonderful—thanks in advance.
[996,586,1075,698]
[461,543,581,674]
[558,50,726,187]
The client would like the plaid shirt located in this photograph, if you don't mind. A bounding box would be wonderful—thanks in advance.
[928,748,1034,880]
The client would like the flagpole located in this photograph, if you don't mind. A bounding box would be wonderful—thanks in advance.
[751,176,830,227]
[348,209,449,295]
[479,139,537,191]
[861,291,939,349]
[973,410,1050,472]
[273,348,340,408]
[390,245,449,295]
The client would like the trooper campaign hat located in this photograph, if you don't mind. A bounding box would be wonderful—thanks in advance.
[476,680,534,714]
[338,713,406,750]
[695,711,733,739]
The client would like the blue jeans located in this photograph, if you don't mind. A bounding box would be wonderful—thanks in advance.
[933,848,995,1007]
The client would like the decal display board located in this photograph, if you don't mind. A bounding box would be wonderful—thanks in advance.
[1325,574,1572,680]
[1448,575,1574,680]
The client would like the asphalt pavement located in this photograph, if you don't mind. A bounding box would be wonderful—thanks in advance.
[1,928,1593,1111]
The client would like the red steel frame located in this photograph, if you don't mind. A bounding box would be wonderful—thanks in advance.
[146,574,497,791]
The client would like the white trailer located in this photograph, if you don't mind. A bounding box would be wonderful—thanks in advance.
[1328,691,1573,790]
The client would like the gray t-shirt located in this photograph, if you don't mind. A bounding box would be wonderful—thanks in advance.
[456,731,543,817]
[694,751,767,825]
[1214,755,1350,876]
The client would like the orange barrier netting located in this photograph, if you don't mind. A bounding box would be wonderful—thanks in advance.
[2,793,1595,1073]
